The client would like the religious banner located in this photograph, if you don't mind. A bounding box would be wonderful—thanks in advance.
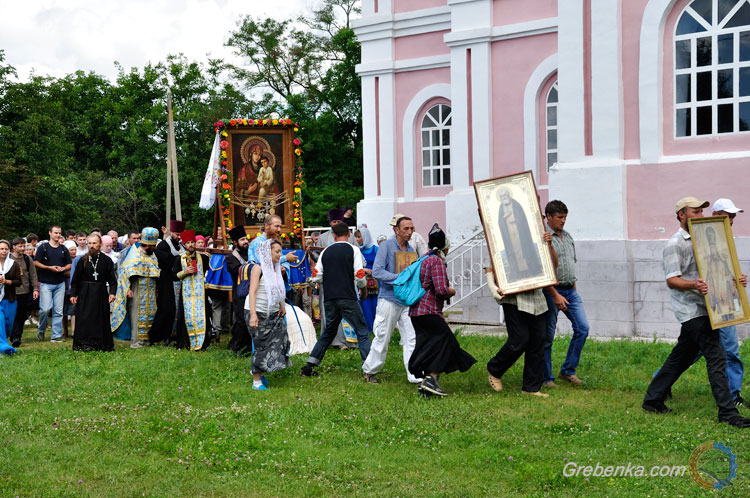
[474,171,557,295]
[688,216,750,329]
[211,118,304,245]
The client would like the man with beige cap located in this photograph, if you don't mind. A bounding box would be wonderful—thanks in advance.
[642,197,750,427]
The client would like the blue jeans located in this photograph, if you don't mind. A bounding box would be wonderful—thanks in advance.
[543,287,590,383]
[39,282,65,340]
[308,298,372,365]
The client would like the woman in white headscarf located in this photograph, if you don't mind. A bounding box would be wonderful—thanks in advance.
[245,239,291,390]
[354,225,378,331]
[0,240,21,355]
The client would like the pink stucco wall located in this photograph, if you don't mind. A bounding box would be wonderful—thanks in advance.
[621,0,649,160]
[661,0,749,156]
[491,32,558,177]
[394,67,451,199]
[628,158,750,239]
[493,0,556,26]
[396,201,447,238]
[394,30,450,61]
[393,0,446,14]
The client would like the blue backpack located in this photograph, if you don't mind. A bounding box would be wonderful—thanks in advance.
[392,255,429,306]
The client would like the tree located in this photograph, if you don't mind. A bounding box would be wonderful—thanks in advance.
[226,0,364,226]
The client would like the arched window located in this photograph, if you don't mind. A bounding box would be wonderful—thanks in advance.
[674,0,750,137]
[420,103,452,187]
[546,82,559,170]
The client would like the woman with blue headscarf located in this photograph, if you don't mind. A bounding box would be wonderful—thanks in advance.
[355,225,379,332]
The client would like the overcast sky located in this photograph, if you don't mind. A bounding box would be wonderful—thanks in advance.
[0,0,320,82]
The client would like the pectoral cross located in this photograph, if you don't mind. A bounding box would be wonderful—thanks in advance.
[92,271,99,281]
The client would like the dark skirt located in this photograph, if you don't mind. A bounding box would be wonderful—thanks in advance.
[72,282,114,352]
[245,310,291,374]
[408,314,476,378]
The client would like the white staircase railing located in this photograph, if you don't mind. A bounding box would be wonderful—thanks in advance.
[445,229,487,310]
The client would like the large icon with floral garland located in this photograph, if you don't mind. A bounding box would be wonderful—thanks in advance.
[233,133,286,225]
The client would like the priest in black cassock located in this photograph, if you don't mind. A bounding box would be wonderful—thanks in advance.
[148,219,185,344]
[226,225,252,355]
[71,234,117,352]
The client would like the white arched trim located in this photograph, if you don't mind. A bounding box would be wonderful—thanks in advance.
[639,0,679,163]
[523,55,558,184]
[402,83,452,202]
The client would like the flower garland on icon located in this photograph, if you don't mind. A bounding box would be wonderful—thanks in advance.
[212,118,305,241]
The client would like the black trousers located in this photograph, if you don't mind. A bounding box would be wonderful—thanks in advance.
[9,293,32,344]
[487,304,545,392]
[644,316,739,421]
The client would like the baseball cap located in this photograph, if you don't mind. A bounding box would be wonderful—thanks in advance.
[711,198,744,214]
[389,213,407,226]
[675,197,709,213]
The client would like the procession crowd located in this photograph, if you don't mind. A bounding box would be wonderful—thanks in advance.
[0,197,749,427]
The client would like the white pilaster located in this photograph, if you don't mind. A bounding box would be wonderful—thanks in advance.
[361,75,378,199]
[378,72,397,199]
[448,47,470,191]
[470,41,492,183]
[591,0,623,158]
[557,0,586,162]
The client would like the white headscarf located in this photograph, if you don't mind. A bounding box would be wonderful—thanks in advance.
[257,239,286,309]
[0,240,14,302]
[357,225,374,250]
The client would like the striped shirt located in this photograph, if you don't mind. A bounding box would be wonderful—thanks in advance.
[663,227,706,323]
[547,226,577,285]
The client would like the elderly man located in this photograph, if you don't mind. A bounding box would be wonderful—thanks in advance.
[642,197,750,428]
[111,227,161,348]
[361,214,421,384]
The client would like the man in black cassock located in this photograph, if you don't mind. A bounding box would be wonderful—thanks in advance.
[226,225,252,355]
[71,234,117,352]
[148,220,185,344]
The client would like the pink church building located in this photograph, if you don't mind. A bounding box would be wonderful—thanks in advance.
[353,0,750,337]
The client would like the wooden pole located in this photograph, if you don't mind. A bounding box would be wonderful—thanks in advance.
[167,91,182,220]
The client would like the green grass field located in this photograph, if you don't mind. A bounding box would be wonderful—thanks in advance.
[1,327,749,497]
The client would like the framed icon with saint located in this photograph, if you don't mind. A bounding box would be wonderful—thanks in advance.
[688,216,750,329]
[474,171,557,295]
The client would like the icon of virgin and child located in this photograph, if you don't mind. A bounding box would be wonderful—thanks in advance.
[234,136,282,224]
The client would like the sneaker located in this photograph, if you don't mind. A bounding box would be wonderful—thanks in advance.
[488,372,503,392]
[558,373,583,386]
[417,385,437,398]
[642,402,672,414]
[37,331,44,341]
[522,390,550,398]
[252,384,269,391]
[50,339,63,343]
[722,416,750,428]
[130,342,144,349]
[300,363,317,377]
[420,375,447,397]
[543,381,558,388]
[11,340,21,348]
[734,396,745,408]
[260,375,269,387]
[363,373,379,384]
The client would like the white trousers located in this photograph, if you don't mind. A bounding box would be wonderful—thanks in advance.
[362,298,420,383]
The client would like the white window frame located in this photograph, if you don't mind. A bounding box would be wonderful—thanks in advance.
[674,0,750,137]
[420,103,452,187]
[545,81,559,170]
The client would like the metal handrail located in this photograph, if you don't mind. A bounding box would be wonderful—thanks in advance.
[445,229,488,310]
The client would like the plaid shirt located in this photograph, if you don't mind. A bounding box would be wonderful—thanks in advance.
[410,253,451,317]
